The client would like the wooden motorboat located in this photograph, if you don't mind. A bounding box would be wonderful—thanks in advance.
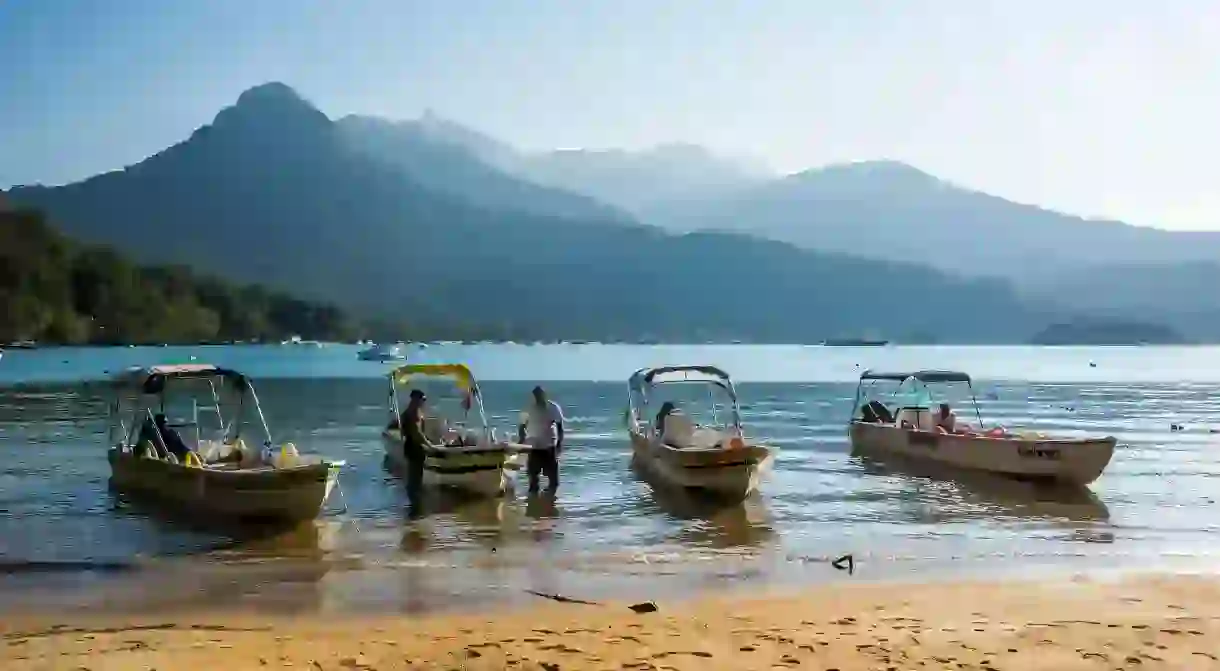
[848,369,1116,485]
[106,364,344,523]
[626,365,773,499]
[381,363,528,497]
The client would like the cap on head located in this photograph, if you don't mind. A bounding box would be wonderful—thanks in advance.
[409,389,427,402]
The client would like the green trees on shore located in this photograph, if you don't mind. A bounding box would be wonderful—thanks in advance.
[0,208,369,345]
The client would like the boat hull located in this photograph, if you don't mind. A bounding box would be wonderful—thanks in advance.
[381,429,522,497]
[629,430,772,499]
[849,422,1115,485]
[107,449,340,522]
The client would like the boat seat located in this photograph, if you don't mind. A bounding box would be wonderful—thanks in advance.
[895,406,936,431]
[691,426,729,449]
[421,416,448,443]
[662,412,696,448]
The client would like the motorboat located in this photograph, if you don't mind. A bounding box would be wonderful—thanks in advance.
[281,335,324,347]
[357,342,408,362]
[381,363,529,496]
[106,364,344,522]
[849,369,1116,485]
[626,365,774,499]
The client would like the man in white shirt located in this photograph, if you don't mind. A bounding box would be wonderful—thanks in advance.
[517,385,565,492]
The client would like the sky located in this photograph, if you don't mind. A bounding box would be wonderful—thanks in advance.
[2,0,1218,230]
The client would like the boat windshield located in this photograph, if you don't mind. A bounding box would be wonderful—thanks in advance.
[389,366,488,435]
[114,374,263,453]
[641,381,738,432]
[894,376,934,408]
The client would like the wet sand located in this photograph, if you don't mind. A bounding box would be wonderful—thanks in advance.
[4,573,1219,670]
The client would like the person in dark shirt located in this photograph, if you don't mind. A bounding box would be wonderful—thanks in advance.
[400,389,431,499]
[154,413,192,461]
[655,401,678,437]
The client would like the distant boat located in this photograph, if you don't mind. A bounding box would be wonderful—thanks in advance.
[357,342,408,362]
[6,340,37,349]
[822,338,890,347]
[281,335,324,347]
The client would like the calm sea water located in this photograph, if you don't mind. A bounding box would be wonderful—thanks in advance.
[1,344,1219,614]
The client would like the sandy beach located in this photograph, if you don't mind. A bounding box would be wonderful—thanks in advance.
[3,573,1219,670]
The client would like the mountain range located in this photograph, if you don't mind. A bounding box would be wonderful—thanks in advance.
[4,82,1216,342]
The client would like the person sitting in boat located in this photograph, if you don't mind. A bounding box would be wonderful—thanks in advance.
[655,401,678,437]
[935,403,957,433]
[860,399,894,424]
[153,413,193,461]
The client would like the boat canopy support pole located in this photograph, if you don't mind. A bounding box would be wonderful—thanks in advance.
[849,380,864,423]
[244,385,274,447]
[967,382,984,428]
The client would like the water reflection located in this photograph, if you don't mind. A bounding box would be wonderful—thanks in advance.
[632,461,775,549]
[395,489,509,553]
[851,449,1111,524]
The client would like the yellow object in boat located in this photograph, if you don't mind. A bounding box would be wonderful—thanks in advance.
[183,452,204,468]
[275,442,300,468]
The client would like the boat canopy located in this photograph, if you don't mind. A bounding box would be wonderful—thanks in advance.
[626,365,743,432]
[858,369,973,384]
[630,365,733,388]
[390,363,478,392]
[112,364,251,395]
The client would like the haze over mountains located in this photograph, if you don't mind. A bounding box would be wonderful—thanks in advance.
[5,82,1217,342]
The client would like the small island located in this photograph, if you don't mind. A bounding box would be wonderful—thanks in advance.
[1029,319,1188,346]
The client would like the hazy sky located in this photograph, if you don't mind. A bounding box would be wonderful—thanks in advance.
[2,1,1217,229]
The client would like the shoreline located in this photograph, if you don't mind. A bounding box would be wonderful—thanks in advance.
[4,572,1219,670]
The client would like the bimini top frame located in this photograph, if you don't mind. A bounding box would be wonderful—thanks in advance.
[387,363,490,437]
[851,368,982,427]
[107,363,272,453]
[626,364,743,433]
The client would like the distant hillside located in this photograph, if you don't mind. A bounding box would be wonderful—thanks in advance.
[336,115,633,224]
[512,144,771,218]
[0,207,392,344]
[1029,319,1187,346]
[645,161,1220,285]
[384,118,1220,334]
[388,113,771,218]
[4,82,1053,343]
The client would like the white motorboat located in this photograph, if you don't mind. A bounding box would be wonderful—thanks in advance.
[281,335,324,347]
[626,365,774,499]
[849,369,1116,485]
[381,363,528,496]
[357,342,408,362]
[106,364,344,522]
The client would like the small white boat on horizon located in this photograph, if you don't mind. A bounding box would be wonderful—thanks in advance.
[281,335,324,347]
[357,342,409,362]
[849,369,1116,485]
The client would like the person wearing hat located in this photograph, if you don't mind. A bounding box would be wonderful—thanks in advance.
[517,385,566,492]
[400,388,432,498]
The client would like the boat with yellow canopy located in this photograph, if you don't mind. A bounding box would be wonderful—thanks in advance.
[106,364,344,522]
[382,363,528,496]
